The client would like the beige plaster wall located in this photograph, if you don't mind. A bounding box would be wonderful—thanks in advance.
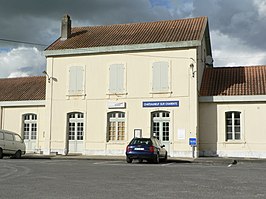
[45,48,201,157]
[200,102,266,158]
[1,105,46,153]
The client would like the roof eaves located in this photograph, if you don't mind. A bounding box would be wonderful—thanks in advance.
[44,40,201,57]
[199,95,266,103]
[0,100,46,107]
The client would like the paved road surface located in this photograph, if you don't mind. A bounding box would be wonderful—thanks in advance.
[0,159,265,199]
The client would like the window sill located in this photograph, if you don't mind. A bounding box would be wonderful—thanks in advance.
[222,141,246,144]
[107,92,128,96]
[107,141,126,145]
[150,91,172,94]
[66,93,86,99]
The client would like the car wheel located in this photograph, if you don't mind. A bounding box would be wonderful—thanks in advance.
[154,154,160,164]
[126,156,133,163]
[0,148,3,159]
[14,150,22,159]
[163,153,168,162]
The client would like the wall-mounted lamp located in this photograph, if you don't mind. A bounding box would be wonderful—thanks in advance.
[190,63,196,78]
[43,71,57,83]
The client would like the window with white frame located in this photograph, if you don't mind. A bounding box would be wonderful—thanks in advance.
[23,114,37,140]
[68,112,84,141]
[225,111,241,141]
[68,66,85,95]
[152,61,169,92]
[107,112,125,141]
[109,64,125,94]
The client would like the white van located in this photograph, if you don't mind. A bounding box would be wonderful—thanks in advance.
[0,130,26,159]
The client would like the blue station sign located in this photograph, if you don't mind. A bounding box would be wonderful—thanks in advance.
[143,100,179,108]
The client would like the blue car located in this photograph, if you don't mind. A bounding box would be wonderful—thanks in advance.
[125,137,167,163]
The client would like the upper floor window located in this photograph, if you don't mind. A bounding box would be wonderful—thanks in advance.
[109,64,125,94]
[69,66,85,95]
[152,61,169,92]
[225,111,241,141]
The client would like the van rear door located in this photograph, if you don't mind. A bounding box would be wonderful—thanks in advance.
[3,133,15,155]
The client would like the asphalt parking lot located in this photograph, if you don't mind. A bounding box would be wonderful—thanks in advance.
[1,158,266,199]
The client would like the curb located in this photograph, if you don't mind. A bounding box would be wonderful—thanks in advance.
[21,154,266,164]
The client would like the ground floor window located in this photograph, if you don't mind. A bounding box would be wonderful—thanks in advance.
[225,111,241,141]
[107,112,125,141]
[23,113,37,140]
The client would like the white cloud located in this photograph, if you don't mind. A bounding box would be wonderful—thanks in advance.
[211,30,266,67]
[254,0,266,19]
[8,71,30,78]
[0,47,46,78]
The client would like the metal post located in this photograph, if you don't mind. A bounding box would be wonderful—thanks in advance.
[192,146,195,158]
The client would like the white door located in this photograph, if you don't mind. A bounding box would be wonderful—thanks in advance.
[151,111,170,153]
[23,114,37,153]
[68,112,84,153]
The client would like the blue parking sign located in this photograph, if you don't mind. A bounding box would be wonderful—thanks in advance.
[189,138,197,146]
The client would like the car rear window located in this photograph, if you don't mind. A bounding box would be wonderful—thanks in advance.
[130,138,152,145]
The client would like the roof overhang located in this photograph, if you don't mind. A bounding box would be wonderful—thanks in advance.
[0,100,46,107]
[200,95,266,103]
[44,40,201,57]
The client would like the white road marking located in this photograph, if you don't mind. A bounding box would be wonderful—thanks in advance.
[93,161,124,165]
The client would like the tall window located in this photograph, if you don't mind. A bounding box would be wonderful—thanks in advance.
[151,111,170,141]
[225,111,241,141]
[69,66,84,95]
[23,114,37,140]
[109,64,125,93]
[152,61,169,92]
[107,112,125,141]
[68,112,84,141]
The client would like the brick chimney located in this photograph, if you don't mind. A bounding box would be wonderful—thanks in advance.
[61,14,71,40]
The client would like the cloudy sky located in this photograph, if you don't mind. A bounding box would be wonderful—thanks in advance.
[0,0,266,78]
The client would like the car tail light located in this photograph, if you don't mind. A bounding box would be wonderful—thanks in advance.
[149,146,155,152]
[126,146,132,152]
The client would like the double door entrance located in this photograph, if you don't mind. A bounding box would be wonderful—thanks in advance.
[68,112,84,153]
[151,111,170,153]
[23,114,37,152]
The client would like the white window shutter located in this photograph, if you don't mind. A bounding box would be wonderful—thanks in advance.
[69,66,84,94]
[116,64,124,93]
[160,62,169,91]
[152,62,161,91]
[109,65,117,93]
[109,64,124,93]
[152,62,169,92]
[69,66,77,93]
[75,66,84,92]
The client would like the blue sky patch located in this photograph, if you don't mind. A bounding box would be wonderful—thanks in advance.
[0,48,11,53]
[149,0,171,8]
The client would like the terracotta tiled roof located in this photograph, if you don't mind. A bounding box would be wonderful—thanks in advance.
[200,66,266,96]
[0,76,46,101]
[46,16,208,51]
